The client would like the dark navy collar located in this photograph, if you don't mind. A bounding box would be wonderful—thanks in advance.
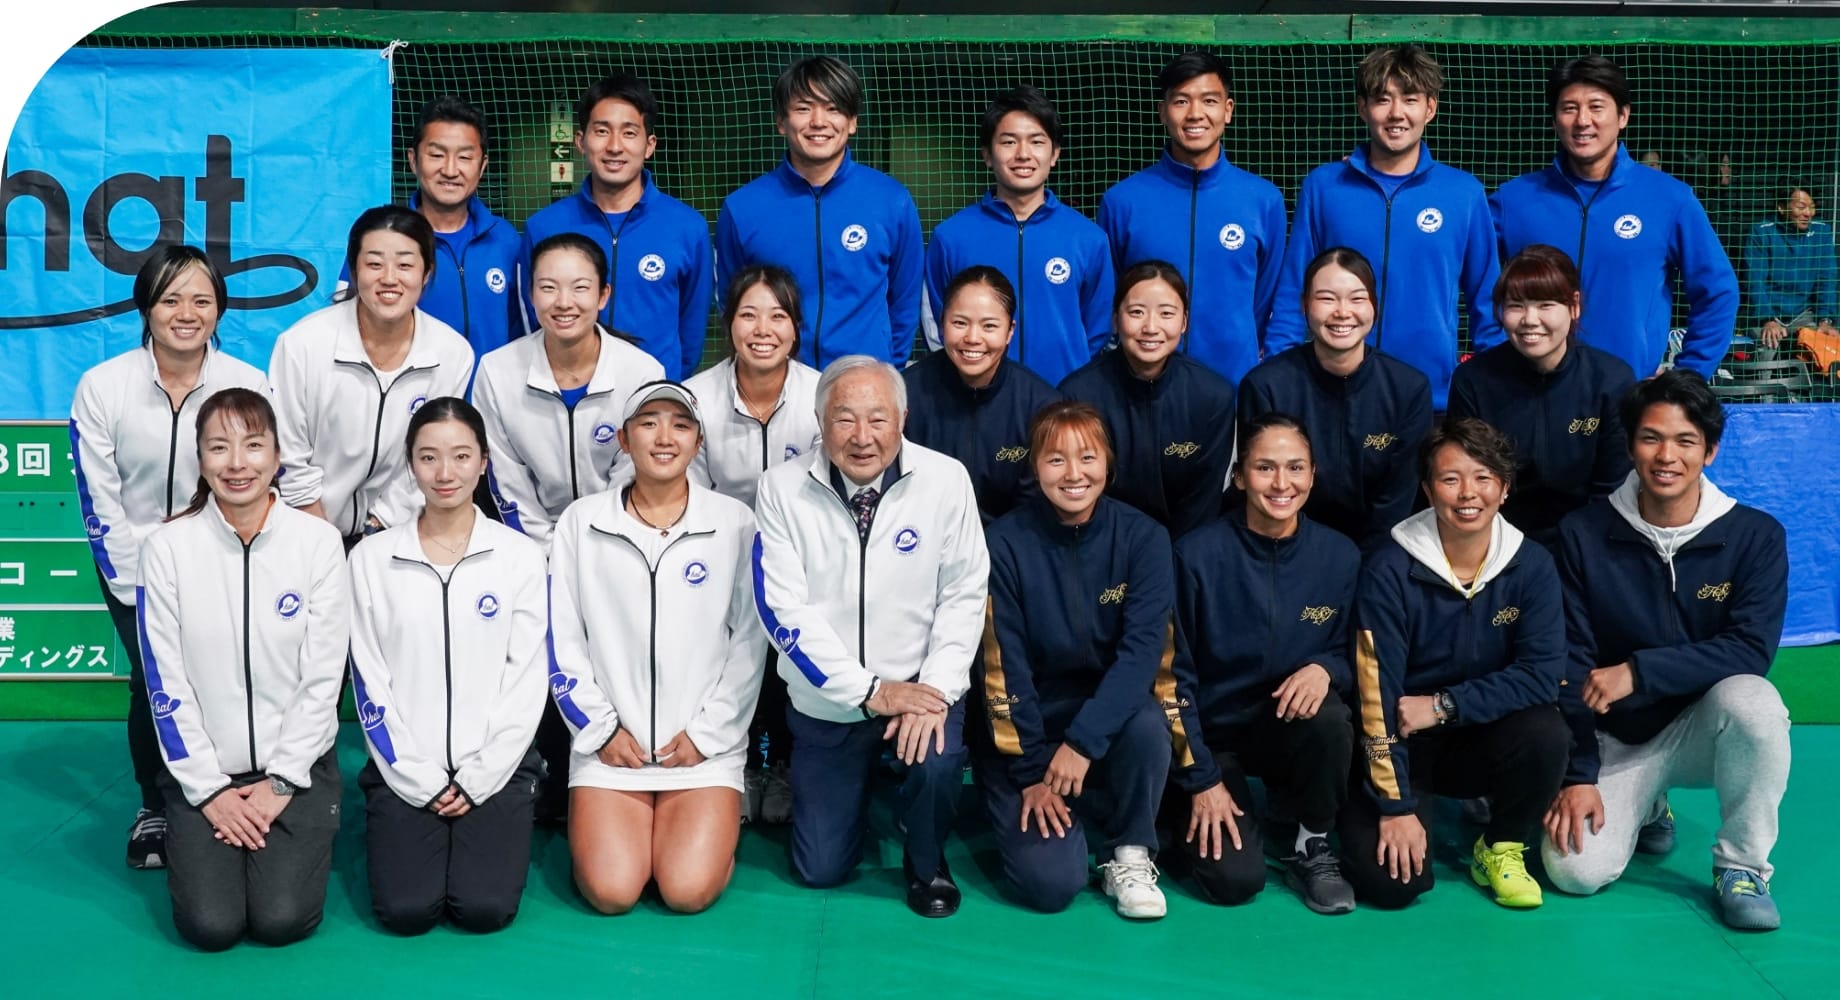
[829,453,903,505]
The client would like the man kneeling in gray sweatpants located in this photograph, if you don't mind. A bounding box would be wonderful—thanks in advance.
[1544,369,1791,931]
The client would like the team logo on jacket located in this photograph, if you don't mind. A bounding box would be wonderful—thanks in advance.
[638,254,667,282]
[893,526,921,554]
[772,625,801,654]
[275,591,302,620]
[1698,581,1732,602]
[1614,214,1643,239]
[1099,583,1128,605]
[1492,606,1520,626]
[593,423,617,445]
[485,267,508,294]
[150,691,182,719]
[358,700,387,730]
[1165,441,1199,458]
[683,560,709,587]
[408,395,427,415]
[1363,433,1397,451]
[476,593,500,619]
[995,446,1028,463]
[1044,257,1072,284]
[841,224,869,252]
[1416,208,1444,234]
[1300,605,1337,625]
[551,674,578,699]
[84,514,108,540]
[1219,223,1246,251]
[784,445,801,460]
[1568,417,1601,435]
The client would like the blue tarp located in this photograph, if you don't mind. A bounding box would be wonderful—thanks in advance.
[1715,404,1840,646]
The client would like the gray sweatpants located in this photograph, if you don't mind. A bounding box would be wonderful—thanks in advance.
[1543,674,1790,893]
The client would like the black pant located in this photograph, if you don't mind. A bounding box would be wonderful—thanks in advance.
[161,750,342,951]
[749,651,792,768]
[360,751,540,935]
[976,701,1171,912]
[1337,704,1569,910]
[1164,699,1354,906]
[101,579,162,812]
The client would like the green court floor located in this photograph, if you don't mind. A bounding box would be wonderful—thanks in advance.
[2,723,1836,998]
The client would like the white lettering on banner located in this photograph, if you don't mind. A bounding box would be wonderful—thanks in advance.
[0,444,8,475]
[0,562,23,586]
[0,616,12,640]
[16,441,48,476]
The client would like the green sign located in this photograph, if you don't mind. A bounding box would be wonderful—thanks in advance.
[0,609,122,676]
[2,421,121,678]
[0,422,76,495]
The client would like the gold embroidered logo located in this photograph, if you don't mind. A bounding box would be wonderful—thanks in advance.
[1568,417,1601,436]
[1698,581,1732,602]
[1164,441,1199,458]
[986,694,1019,721]
[1363,432,1397,451]
[1099,583,1128,605]
[1300,605,1337,625]
[994,445,1029,463]
[1361,734,1397,760]
[1492,606,1521,627]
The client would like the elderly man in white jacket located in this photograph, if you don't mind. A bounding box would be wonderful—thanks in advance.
[752,355,990,918]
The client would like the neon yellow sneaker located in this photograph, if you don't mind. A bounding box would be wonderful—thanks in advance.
[1470,837,1543,908]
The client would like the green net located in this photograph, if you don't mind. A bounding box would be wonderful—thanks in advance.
[83,12,1840,397]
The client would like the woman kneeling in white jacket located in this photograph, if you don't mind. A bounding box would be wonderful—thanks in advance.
[547,381,768,914]
[137,388,349,951]
[348,397,548,935]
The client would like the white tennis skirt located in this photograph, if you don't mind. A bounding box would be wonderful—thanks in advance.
[568,746,746,794]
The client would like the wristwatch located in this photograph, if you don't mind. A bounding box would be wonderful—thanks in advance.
[269,775,296,797]
[1433,690,1458,726]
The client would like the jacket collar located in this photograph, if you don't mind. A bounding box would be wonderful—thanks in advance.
[1301,343,1375,395]
[1227,510,1307,562]
[330,299,444,370]
[1549,142,1636,197]
[587,476,723,539]
[1392,508,1526,598]
[1105,346,1175,398]
[1023,490,1113,544]
[138,343,225,388]
[775,148,856,194]
[1347,141,1437,186]
[201,490,280,545]
[406,192,504,240]
[921,347,1012,404]
[976,188,1062,225]
[522,326,627,395]
[388,510,500,565]
[1155,147,1230,188]
[571,170,654,217]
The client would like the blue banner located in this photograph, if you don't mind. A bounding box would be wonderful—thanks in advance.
[0,47,390,419]
[1715,404,1840,647]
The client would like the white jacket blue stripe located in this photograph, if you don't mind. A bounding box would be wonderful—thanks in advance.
[135,495,349,807]
[69,345,269,603]
[751,441,990,722]
[347,516,548,808]
[268,300,475,537]
[472,326,662,548]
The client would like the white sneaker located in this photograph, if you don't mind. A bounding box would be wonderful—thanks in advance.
[1099,845,1166,919]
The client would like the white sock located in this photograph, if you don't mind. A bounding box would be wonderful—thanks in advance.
[1114,845,1150,864]
[1295,825,1326,854]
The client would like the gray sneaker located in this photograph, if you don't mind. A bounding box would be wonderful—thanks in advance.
[742,768,763,824]
[761,762,794,824]
[1277,837,1356,915]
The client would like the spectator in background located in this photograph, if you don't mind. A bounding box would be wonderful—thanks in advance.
[1744,181,1837,359]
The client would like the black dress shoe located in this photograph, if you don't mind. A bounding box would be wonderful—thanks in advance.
[905,857,961,918]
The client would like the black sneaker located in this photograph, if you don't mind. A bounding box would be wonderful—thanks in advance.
[1277,837,1356,915]
[127,808,167,870]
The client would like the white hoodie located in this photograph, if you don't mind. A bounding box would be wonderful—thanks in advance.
[1607,470,1739,588]
[268,300,474,537]
[546,480,768,789]
[70,346,271,604]
[1389,507,1527,597]
[136,495,349,807]
[347,515,549,808]
[684,356,824,509]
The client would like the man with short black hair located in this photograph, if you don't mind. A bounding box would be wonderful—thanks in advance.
[923,85,1114,385]
[1268,45,1502,411]
[1546,369,1790,931]
[518,73,714,380]
[718,57,924,369]
[1099,51,1286,388]
[1492,55,1738,379]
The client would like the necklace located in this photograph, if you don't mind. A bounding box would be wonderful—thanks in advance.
[735,370,783,424]
[422,529,467,559]
[627,489,688,537]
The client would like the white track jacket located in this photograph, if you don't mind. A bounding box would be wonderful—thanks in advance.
[269,300,474,537]
[685,356,824,509]
[136,495,349,807]
[752,442,990,723]
[472,327,664,547]
[70,345,270,604]
[347,515,548,808]
[546,480,768,781]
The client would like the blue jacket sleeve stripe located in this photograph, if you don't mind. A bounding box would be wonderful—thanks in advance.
[545,575,594,730]
[484,461,526,534]
[134,585,188,761]
[349,659,399,765]
[751,534,830,687]
[69,422,117,579]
